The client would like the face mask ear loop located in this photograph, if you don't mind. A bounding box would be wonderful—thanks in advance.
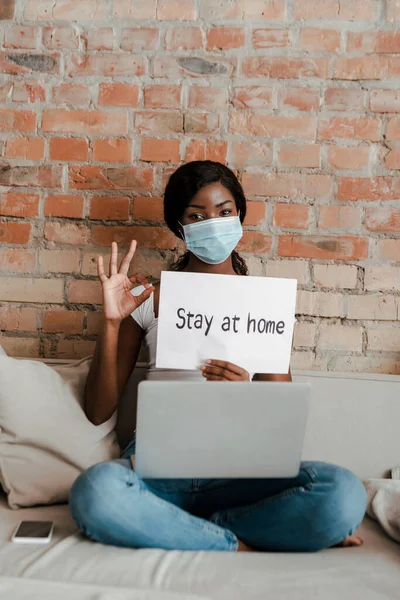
[177,221,185,241]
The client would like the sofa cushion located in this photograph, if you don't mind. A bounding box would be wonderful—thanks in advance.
[0,355,119,509]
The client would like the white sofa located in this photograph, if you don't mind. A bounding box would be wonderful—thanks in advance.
[0,361,399,600]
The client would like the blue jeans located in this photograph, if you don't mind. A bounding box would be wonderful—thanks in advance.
[69,438,367,552]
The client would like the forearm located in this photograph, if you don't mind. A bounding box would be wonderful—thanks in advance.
[254,368,292,382]
[85,319,121,425]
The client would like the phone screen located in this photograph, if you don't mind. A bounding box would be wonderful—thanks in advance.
[14,521,53,538]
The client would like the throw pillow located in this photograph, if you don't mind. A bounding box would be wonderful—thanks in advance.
[0,355,120,509]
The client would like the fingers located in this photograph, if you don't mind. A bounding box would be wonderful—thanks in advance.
[119,239,137,276]
[134,285,154,308]
[206,360,249,378]
[97,255,108,284]
[110,241,118,277]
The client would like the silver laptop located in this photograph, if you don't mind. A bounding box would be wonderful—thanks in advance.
[135,381,311,479]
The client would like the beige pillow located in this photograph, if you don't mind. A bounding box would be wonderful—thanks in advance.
[0,355,120,509]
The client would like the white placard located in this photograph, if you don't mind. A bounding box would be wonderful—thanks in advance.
[156,272,297,374]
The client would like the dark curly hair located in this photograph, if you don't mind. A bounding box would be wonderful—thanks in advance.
[164,161,248,276]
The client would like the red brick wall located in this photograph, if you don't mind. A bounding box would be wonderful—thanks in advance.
[0,0,399,372]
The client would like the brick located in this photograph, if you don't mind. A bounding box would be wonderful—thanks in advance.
[52,84,91,106]
[0,278,63,303]
[0,193,39,217]
[12,80,45,103]
[245,202,267,225]
[327,146,369,170]
[153,56,235,79]
[42,110,128,135]
[200,0,284,20]
[5,137,44,160]
[365,207,400,232]
[0,337,39,358]
[0,0,15,19]
[332,355,400,375]
[229,113,316,139]
[98,83,139,108]
[370,90,400,113]
[0,166,62,188]
[0,109,36,132]
[232,86,273,109]
[299,28,341,52]
[265,260,309,285]
[186,140,228,163]
[278,144,321,168]
[313,264,357,289]
[90,196,130,221]
[385,148,400,169]
[165,27,202,51]
[0,221,31,244]
[291,351,321,371]
[242,172,332,198]
[319,117,381,141]
[242,57,329,79]
[338,177,400,201]
[133,197,163,221]
[297,290,344,318]
[293,0,377,20]
[279,235,368,260]
[141,139,181,163]
[188,87,228,110]
[68,280,103,304]
[318,324,363,352]
[65,54,145,78]
[86,312,104,335]
[39,249,80,273]
[324,88,366,111]
[49,138,89,161]
[69,166,154,191]
[229,141,273,167]
[347,31,400,53]
[93,139,133,163]
[237,231,272,255]
[252,29,290,49]
[365,266,400,291]
[378,240,400,261]
[121,28,158,51]
[333,56,400,80]
[43,310,84,334]
[278,87,320,112]
[135,111,183,134]
[386,116,400,141]
[207,27,245,50]
[157,0,196,20]
[144,85,181,109]
[24,0,106,19]
[273,204,312,229]
[44,195,84,219]
[81,250,119,276]
[5,25,37,49]
[113,0,157,19]
[84,27,114,50]
[347,295,397,320]
[43,26,79,49]
[0,307,37,332]
[55,339,96,360]
[91,225,177,250]
[367,327,400,352]
[293,322,316,348]
[0,52,60,76]
[318,206,361,229]
[0,248,36,273]
[44,222,90,245]
[387,0,400,21]
[184,112,220,134]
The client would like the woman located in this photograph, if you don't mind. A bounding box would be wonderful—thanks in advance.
[69,161,367,552]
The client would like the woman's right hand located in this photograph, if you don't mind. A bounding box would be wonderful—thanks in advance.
[98,240,154,323]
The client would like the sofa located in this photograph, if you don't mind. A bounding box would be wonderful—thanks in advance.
[0,359,399,600]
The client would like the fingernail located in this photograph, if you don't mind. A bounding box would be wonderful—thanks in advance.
[200,366,205,371]
[206,360,211,364]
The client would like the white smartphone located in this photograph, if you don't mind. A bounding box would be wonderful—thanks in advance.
[11,521,54,544]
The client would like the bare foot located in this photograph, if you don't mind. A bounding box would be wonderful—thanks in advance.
[334,534,363,548]
[237,538,254,552]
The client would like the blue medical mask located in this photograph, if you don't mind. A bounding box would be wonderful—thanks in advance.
[181,216,243,265]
